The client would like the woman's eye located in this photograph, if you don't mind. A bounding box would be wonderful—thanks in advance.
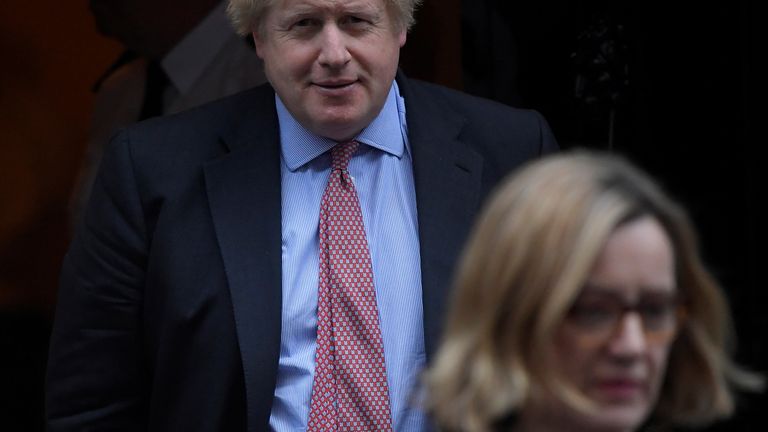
[569,303,615,326]
[640,303,666,317]
[638,301,676,325]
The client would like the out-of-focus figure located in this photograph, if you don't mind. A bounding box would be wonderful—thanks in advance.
[426,151,763,432]
[72,0,266,222]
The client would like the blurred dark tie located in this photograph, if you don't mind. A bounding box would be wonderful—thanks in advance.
[139,61,169,120]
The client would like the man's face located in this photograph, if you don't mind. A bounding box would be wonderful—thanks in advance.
[254,0,406,141]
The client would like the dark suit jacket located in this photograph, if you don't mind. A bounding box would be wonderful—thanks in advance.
[46,74,557,431]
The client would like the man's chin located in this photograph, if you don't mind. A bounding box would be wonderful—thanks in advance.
[307,110,372,142]
[311,121,363,142]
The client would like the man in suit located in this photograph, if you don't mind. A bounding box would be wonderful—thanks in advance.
[46,0,557,430]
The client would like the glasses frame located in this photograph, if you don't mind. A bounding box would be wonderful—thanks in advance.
[563,293,688,347]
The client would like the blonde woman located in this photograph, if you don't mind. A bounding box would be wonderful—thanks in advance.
[425,151,762,432]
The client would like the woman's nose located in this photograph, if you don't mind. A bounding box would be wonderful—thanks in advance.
[607,312,647,357]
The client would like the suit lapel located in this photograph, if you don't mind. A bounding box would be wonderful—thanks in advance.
[203,87,282,431]
[398,75,485,359]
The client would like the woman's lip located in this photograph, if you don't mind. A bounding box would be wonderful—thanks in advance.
[594,379,645,400]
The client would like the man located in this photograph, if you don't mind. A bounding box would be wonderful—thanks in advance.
[72,0,267,222]
[47,0,557,430]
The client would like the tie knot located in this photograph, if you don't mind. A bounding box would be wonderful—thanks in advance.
[331,140,359,171]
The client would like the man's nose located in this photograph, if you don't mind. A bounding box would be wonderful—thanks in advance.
[318,25,352,68]
[607,312,647,357]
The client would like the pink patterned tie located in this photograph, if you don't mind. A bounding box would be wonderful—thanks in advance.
[307,141,394,432]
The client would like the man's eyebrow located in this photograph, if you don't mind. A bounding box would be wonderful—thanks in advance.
[278,6,315,18]
[276,4,379,20]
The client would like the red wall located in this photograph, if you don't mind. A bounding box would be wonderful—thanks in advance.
[0,1,121,310]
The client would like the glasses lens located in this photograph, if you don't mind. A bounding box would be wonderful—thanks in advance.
[567,300,618,330]
[566,294,682,345]
[641,301,684,344]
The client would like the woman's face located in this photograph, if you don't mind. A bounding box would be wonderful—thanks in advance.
[546,216,680,431]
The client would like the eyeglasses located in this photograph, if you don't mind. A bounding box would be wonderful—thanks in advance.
[564,292,685,345]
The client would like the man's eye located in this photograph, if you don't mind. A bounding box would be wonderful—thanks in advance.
[293,18,317,28]
[342,16,368,26]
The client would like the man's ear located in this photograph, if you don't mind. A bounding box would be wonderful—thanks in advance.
[398,29,407,48]
[252,31,265,58]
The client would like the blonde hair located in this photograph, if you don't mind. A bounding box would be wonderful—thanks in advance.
[226,0,423,36]
[425,151,763,432]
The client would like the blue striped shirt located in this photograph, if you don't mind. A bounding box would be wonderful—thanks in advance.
[269,82,428,431]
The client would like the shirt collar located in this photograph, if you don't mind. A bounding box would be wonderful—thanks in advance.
[279,81,407,171]
[161,2,232,95]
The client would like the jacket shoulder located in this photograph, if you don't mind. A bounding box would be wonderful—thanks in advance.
[402,78,557,155]
[404,79,542,124]
[115,84,276,163]
[130,84,274,140]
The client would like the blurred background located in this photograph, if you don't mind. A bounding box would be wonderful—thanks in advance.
[1,0,764,429]
[1,1,120,429]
